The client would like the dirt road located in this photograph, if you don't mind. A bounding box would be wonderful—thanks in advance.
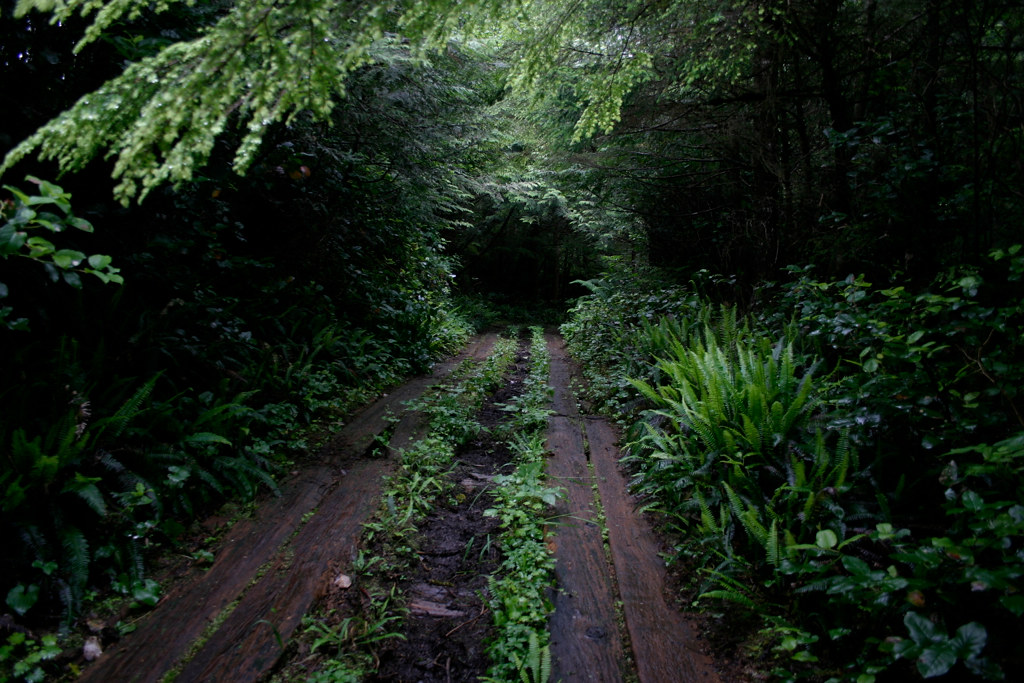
[79,332,718,682]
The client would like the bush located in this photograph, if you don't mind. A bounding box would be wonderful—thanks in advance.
[562,250,1024,680]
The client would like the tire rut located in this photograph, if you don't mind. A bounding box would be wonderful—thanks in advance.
[367,337,531,682]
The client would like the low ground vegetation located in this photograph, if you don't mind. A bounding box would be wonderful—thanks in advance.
[286,328,558,683]
[562,251,1024,681]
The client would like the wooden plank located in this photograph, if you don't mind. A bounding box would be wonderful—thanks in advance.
[176,456,391,681]
[165,339,494,681]
[79,335,492,682]
[77,464,338,683]
[545,334,626,682]
[586,417,721,683]
[546,333,581,418]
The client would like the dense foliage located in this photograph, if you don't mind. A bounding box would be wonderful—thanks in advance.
[3,0,1023,680]
[563,250,1024,680]
[1,3,490,663]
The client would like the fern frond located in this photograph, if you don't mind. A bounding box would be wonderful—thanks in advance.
[76,482,107,517]
[766,518,780,566]
[61,526,91,610]
[92,374,160,442]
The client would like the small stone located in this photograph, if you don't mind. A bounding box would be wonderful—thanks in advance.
[83,636,102,661]
[334,574,352,589]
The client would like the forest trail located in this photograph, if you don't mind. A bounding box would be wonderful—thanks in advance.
[544,334,719,683]
[79,332,717,682]
[78,334,499,683]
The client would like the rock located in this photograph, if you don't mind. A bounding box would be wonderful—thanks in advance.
[83,636,103,661]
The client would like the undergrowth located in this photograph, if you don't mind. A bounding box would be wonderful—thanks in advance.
[297,335,519,681]
[562,251,1024,682]
[483,326,559,682]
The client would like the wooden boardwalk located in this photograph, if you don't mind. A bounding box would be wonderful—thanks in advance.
[79,332,721,682]
[545,334,720,683]
[79,335,497,683]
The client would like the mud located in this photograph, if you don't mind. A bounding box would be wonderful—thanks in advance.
[364,343,531,682]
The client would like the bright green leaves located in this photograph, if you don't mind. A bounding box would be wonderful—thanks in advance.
[4,0,666,203]
[1,176,121,328]
[4,0,511,205]
[815,529,838,549]
[1,630,60,683]
[573,51,654,141]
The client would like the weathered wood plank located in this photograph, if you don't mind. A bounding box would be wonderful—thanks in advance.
[77,463,339,683]
[586,417,721,683]
[176,456,391,681]
[166,338,500,681]
[79,335,493,682]
[546,333,581,418]
[546,334,627,682]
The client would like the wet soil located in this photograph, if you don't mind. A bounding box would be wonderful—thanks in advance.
[365,342,532,682]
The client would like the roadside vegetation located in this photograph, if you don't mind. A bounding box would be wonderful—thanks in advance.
[562,253,1024,681]
[3,0,1023,681]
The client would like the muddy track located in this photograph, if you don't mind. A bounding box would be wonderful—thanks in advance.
[79,332,719,682]
[364,336,533,682]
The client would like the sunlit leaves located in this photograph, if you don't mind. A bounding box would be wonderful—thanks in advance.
[573,50,654,140]
[5,0,507,204]
[4,0,689,203]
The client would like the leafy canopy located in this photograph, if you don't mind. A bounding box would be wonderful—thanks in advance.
[0,0,701,204]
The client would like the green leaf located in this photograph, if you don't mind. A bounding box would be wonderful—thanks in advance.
[87,253,112,269]
[131,578,161,606]
[0,224,26,254]
[25,235,55,256]
[905,611,945,645]
[32,559,58,576]
[958,275,982,295]
[960,490,984,511]
[917,645,957,678]
[6,583,40,616]
[951,622,986,660]
[68,216,94,232]
[841,555,872,576]
[62,270,83,288]
[52,249,86,269]
[186,432,233,446]
[1000,594,1024,616]
[815,529,838,549]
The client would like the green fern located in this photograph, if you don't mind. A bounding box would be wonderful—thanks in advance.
[91,374,160,443]
[60,526,90,615]
[62,473,107,517]
[513,630,551,683]
[765,519,780,566]
[699,569,759,608]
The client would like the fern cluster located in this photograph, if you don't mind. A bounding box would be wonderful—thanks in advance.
[625,316,859,576]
